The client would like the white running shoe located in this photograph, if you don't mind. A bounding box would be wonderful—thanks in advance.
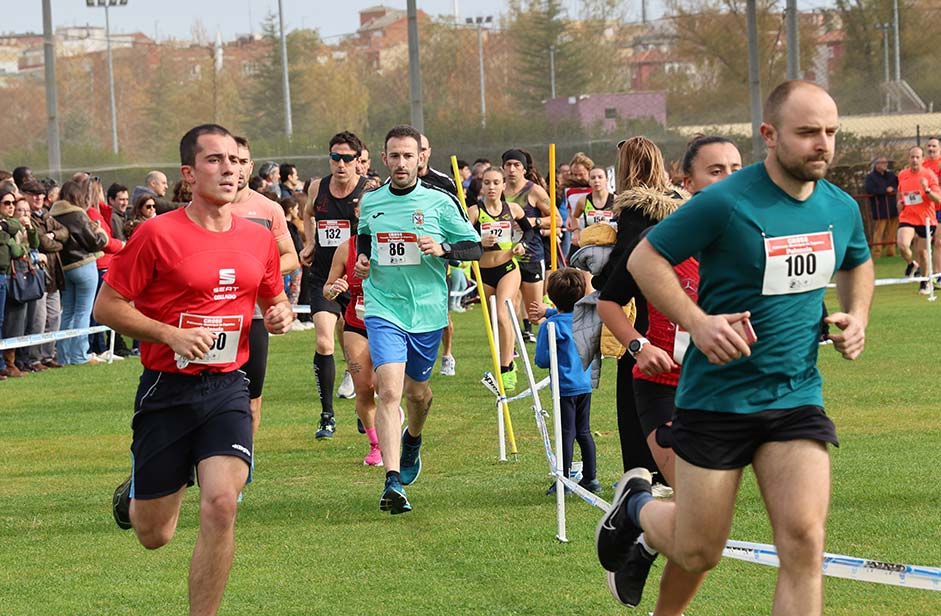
[97,351,125,361]
[439,355,455,376]
[290,319,306,332]
[337,370,356,399]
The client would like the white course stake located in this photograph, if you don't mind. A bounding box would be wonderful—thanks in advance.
[927,217,937,302]
[546,321,568,543]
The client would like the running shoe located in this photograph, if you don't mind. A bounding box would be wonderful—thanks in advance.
[545,481,572,496]
[905,262,916,278]
[315,415,336,440]
[595,467,653,571]
[919,281,931,296]
[522,331,537,344]
[357,417,366,434]
[379,475,412,514]
[337,370,356,399]
[579,478,603,494]
[399,428,422,485]
[439,355,455,376]
[364,443,383,467]
[501,365,517,391]
[607,540,658,607]
[112,476,133,530]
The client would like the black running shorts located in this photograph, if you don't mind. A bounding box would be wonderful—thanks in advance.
[671,405,839,470]
[632,378,677,436]
[479,260,518,288]
[130,369,252,499]
[518,259,544,284]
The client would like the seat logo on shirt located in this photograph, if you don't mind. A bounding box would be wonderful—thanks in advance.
[219,268,236,286]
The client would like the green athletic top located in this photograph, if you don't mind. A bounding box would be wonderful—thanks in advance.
[358,180,480,333]
[647,162,870,414]
[476,200,514,251]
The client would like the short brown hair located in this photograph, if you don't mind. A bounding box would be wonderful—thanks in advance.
[763,80,829,128]
[546,268,586,312]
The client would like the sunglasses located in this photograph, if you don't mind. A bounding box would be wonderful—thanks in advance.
[330,152,358,163]
[142,203,155,209]
[1,199,15,206]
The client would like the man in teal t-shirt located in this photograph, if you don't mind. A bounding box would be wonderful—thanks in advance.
[355,125,481,515]
[595,82,873,615]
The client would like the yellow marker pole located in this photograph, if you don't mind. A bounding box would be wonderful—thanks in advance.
[549,144,558,271]
[450,156,518,457]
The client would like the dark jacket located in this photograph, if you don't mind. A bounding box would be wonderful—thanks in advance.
[110,208,127,242]
[31,207,69,293]
[864,169,899,220]
[49,200,108,271]
[594,186,688,292]
[0,216,28,275]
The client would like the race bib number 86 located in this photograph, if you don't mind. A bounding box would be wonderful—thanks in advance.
[762,231,835,295]
[376,232,421,266]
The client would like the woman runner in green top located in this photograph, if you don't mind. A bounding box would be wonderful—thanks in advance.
[467,167,535,390]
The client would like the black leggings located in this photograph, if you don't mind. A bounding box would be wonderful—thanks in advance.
[560,393,596,481]
[616,355,663,482]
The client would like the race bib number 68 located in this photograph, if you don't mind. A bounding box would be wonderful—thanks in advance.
[762,231,835,295]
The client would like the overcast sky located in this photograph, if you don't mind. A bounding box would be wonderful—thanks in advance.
[8,1,664,42]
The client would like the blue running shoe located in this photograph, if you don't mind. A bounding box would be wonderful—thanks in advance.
[399,428,422,486]
[379,475,412,514]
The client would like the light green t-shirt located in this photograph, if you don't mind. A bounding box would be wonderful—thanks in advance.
[647,162,870,414]
[358,180,480,333]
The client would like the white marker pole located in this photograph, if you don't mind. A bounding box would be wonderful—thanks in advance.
[547,321,568,543]
[490,295,507,461]
[926,217,936,302]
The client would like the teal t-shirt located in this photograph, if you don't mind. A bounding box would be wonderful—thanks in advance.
[646,162,870,414]
[358,180,480,333]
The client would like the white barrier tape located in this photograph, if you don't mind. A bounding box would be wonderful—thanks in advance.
[723,540,941,590]
[826,272,941,289]
[0,326,111,351]
[506,377,551,403]
[293,305,311,314]
[555,474,611,510]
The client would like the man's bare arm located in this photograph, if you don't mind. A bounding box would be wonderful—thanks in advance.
[826,259,873,360]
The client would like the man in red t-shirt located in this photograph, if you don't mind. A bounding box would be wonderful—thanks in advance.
[93,124,292,616]
[231,135,299,435]
[896,145,941,294]
[922,138,941,275]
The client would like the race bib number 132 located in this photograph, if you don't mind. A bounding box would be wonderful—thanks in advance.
[762,231,835,295]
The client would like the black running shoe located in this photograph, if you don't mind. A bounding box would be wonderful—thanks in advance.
[595,467,652,571]
[112,476,133,530]
[607,540,658,607]
[905,262,916,278]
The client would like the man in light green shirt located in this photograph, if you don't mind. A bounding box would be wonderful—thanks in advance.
[355,125,481,514]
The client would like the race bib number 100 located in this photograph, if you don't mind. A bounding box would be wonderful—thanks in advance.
[178,313,243,365]
[762,231,835,295]
[317,220,351,247]
[376,232,421,266]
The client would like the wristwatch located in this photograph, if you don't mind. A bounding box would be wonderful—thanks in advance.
[535,217,541,228]
[627,337,650,359]
[440,241,452,257]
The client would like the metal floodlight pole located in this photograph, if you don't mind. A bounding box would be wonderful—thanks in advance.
[474,17,491,129]
[277,0,293,139]
[876,23,891,112]
[42,0,61,181]
[892,0,901,83]
[785,0,800,80]
[549,45,556,99]
[103,1,119,154]
[407,0,424,132]
[746,0,763,161]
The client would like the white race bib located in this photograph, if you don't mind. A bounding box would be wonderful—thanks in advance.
[354,294,365,320]
[903,191,923,206]
[762,231,835,295]
[317,220,351,247]
[178,313,243,365]
[480,221,511,243]
[376,232,421,266]
[673,326,690,365]
[586,210,616,227]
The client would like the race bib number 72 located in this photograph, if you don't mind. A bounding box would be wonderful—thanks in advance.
[762,231,835,295]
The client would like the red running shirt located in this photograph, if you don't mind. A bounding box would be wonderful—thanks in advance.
[105,208,283,374]
[632,257,699,387]
[343,236,366,330]
[897,167,940,227]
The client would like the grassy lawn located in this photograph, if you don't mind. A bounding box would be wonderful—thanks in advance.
[1,255,939,615]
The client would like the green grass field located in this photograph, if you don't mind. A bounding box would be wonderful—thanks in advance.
[2,256,940,615]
